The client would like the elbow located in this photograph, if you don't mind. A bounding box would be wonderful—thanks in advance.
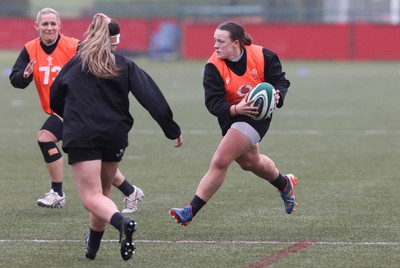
[10,80,26,89]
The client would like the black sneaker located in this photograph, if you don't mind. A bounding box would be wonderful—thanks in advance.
[119,218,136,261]
[85,234,98,260]
[85,247,98,260]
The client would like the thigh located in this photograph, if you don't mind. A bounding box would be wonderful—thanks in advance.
[72,160,103,201]
[214,128,253,164]
[231,122,260,146]
[235,143,261,166]
[101,162,119,197]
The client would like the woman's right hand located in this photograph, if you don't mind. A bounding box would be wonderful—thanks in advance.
[23,58,36,79]
[235,94,259,118]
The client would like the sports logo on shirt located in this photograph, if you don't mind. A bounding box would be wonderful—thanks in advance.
[46,56,53,66]
[237,84,253,97]
[250,69,261,81]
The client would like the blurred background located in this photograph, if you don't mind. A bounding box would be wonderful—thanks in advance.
[1,0,399,60]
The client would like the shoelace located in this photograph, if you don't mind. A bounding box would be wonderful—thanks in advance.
[124,196,140,209]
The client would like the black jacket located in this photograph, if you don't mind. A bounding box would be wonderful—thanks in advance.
[50,53,181,151]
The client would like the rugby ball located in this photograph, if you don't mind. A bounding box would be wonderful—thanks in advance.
[247,82,276,120]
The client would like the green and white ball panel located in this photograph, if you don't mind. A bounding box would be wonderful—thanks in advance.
[247,82,276,121]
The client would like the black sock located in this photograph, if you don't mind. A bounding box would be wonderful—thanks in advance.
[87,228,104,251]
[118,179,135,197]
[51,182,63,197]
[110,212,124,232]
[270,173,288,192]
[190,195,206,217]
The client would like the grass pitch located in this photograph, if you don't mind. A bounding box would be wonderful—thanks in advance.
[1,51,400,267]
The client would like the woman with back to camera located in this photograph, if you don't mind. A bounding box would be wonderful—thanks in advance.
[50,13,183,260]
[170,21,297,226]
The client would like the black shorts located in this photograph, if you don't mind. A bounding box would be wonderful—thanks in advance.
[67,147,125,165]
[230,115,272,141]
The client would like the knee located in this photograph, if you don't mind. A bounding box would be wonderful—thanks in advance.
[81,194,97,212]
[37,129,57,143]
[210,154,230,171]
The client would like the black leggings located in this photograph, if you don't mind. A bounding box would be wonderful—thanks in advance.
[40,114,63,141]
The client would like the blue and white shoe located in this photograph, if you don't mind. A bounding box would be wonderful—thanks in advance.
[280,174,298,214]
[169,205,193,226]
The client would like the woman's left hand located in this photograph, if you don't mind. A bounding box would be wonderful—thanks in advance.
[174,135,183,148]
[274,89,281,109]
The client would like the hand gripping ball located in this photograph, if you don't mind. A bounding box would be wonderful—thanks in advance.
[247,82,276,120]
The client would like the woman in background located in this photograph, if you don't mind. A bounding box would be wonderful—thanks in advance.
[9,7,144,213]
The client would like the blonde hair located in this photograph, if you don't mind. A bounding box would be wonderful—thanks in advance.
[36,7,60,23]
[78,15,120,79]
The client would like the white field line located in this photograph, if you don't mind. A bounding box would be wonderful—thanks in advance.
[0,128,399,136]
[0,239,399,246]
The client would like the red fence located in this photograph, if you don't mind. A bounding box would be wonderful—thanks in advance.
[182,22,400,60]
[1,18,399,60]
[0,18,172,53]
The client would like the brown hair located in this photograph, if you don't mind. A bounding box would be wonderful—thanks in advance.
[217,21,252,48]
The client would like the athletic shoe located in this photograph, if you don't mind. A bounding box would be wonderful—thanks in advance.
[169,205,193,226]
[119,218,136,261]
[37,189,65,208]
[85,233,98,260]
[121,186,144,213]
[280,174,298,214]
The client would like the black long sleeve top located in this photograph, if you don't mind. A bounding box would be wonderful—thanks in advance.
[203,47,290,135]
[50,53,181,151]
[9,37,63,89]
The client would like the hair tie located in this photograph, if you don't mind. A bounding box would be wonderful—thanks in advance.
[110,34,120,45]
[93,13,111,24]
